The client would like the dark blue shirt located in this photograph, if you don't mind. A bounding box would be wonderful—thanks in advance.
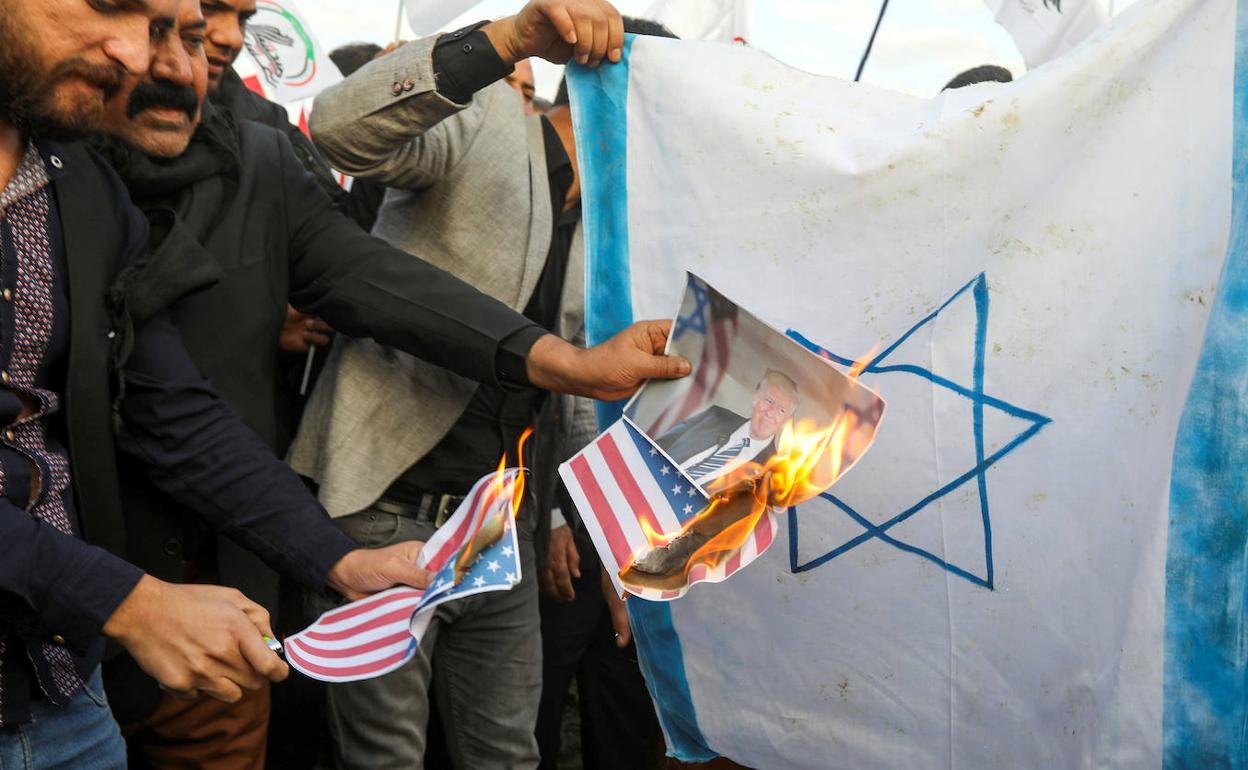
[0,142,357,726]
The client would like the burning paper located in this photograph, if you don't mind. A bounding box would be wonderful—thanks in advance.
[562,274,886,600]
[284,465,526,682]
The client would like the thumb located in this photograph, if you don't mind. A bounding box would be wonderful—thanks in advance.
[393,540,426,565]
[635,351,691,381]
[383,559,432,590]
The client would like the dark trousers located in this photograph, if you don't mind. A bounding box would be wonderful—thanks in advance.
[536,544,659,770]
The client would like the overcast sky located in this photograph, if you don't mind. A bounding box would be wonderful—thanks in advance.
[298,0,1032,98]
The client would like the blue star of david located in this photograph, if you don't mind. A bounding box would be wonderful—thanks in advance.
[672,279,709,339]
[785,273,1052,590]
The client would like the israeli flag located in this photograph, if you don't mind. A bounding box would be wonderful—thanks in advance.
[568,0,1246,766]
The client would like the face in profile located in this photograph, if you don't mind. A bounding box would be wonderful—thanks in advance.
[504,59,537,115]
[103,0,209,158]
[749,376,797,441]
[0,0,180,139]
[201,0,256,94]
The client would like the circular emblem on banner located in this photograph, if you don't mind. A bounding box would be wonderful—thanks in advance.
[244,0,319,91]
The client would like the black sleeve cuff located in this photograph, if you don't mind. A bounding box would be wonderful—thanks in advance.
[433,22,513,104]
[496,325,547,388]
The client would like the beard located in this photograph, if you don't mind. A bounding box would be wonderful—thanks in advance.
[0,10,125,139]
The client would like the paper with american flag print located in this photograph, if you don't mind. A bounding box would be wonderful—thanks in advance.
[561,418,778,601]
[284,469,523,683]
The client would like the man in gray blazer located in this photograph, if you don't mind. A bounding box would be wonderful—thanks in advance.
[290,1,632,767]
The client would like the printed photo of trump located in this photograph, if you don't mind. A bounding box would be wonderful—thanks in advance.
[625,273,885,497]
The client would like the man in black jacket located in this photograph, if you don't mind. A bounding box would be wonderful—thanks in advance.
[0,1,685,767]
[93,0,679,765]
[0,0,461,766]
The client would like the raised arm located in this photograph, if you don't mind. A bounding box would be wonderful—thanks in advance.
[310,0,624,189]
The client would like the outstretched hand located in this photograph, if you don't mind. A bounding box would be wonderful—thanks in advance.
[484,0,624,68]
[525,321,691,401]
[327,541,431,601]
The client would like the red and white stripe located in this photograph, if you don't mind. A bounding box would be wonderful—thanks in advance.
[562,420,779,602]
[285,587,426,682]
[286,469,523,682]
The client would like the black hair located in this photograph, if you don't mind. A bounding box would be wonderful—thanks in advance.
[553,16,679,107]
[942,64,1013,92]
[330,43,384,77]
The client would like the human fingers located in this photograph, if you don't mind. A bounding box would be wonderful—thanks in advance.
[304,331,333,348]
[566,537,581,579]
[238,632,289,684]
[571,7,597,65]
[551,557,575,602]
[231,593,275,639]
[538,566,557,597]
[199,676,245,704]
[542,1,579,47]
[586,10,609,67]
[605,8,624,63]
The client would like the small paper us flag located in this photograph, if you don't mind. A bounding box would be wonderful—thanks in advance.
[560,418,777,601]
[285,469,523,682]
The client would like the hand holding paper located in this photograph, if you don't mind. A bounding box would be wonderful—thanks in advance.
[285,469,526,682]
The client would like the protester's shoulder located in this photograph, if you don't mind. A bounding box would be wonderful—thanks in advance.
[47,141,146,237]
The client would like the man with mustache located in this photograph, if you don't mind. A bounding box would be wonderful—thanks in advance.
[0,0,494,766]
[92,1,679,766]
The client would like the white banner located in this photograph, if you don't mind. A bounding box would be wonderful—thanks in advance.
[240,0,342,105]
[403,0,487,37]
[643,0,753,43]
[987,0,1111,67]
[568,0,1247,765]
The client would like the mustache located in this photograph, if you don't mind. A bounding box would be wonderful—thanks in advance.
[126,79,200,120]
[50,58,126,100]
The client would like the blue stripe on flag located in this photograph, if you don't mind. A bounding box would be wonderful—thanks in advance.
[1164,0,1248,764]
[569,36,718,764]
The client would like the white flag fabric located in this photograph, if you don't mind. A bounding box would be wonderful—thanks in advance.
[643,0,752,43]
[986,0,1111,67]
[403,0,487,37]
[567,0,1247,765]
[238,0,342,104]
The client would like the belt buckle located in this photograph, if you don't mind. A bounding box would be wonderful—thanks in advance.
[434,494,458,528]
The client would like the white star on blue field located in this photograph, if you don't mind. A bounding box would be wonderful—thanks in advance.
[787,273,1051,590]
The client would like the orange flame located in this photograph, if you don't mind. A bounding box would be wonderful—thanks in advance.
[454,427,534,581]
[847,341,881,379]
[623,413,865,588]
[621,342,884,592]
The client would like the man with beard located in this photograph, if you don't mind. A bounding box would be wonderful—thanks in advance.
[0,0,482,766]
[90,1,678,766]
[0,1,684,767]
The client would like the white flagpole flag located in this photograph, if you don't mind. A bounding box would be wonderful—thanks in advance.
[403,0,488,37]
[238,0,342,105]
[567,0,1248,766]
[643,0,753,43]
[986,0,1111,67]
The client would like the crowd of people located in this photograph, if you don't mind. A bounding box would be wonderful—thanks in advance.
[0,0,695,768]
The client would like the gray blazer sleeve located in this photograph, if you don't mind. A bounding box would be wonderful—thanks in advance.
[310,36,487,190]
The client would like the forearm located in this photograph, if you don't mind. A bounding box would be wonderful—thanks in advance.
[117,314,357,591]
[310,28,511,186]
[0,503,143,651]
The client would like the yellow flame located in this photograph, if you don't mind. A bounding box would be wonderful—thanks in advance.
[848,341,881,379]
[454,427,534,581]
[623,413,865,587]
